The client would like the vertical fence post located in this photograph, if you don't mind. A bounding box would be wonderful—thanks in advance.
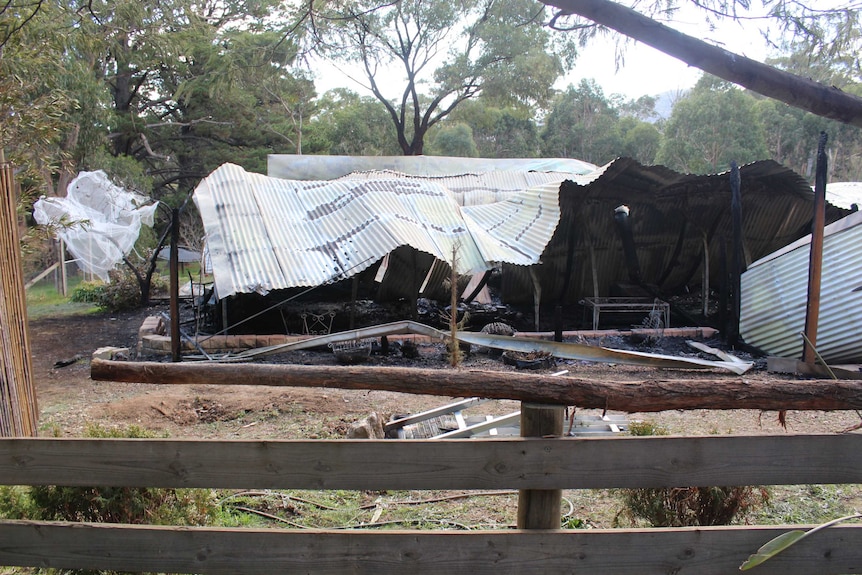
[517,403,564,529]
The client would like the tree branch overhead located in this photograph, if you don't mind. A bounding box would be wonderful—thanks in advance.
[541,0,862,128]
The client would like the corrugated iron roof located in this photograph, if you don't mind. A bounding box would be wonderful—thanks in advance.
[825,182,862,210]
[267,154,597,180]
[337,168,571,206]
[740,209,862,363]
[194,163,561,299]
[199,156,849,313]
[498,158,849,306]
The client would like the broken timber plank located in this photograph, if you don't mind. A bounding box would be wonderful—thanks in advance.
[767,357,862,380]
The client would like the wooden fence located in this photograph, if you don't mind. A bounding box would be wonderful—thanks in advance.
[2,430,861,574]
[0,159,37,437]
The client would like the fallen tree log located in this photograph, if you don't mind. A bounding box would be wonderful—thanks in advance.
[91,359,862,413]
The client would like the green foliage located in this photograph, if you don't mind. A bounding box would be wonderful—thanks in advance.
[26,276,102,319]
[561,516,591,529]
[70,280,106,304]
[432,99,540,158]
[619,118,662,165]
[656,76,769,174]
[73,268,166,312]
[627,420,669,436]
[759,484,851,525]
[429,123,479,157]
[740,513,862,570]
[0,2,78,190]
[540,79,624,165]
[617,485,770,528]
[310,89,403,156]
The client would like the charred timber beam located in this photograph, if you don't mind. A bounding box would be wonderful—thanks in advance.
[803,133,829,364]
[91,359,862,413]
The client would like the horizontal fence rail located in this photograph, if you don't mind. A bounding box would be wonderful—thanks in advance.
[2,435,861,489]
[1,522,862,575]
[2,434,862,574]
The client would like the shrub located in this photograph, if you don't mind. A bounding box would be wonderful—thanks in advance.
[72,268,167,312]
[70,280,105,303]
[617,485,770,527]
[94,269,144,312]
[1,425,216,527]
[616,421,769,527]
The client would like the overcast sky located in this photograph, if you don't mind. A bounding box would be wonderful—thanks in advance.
[560,7,773,99]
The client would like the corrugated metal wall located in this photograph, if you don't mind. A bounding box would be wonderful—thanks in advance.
[740,210,862,362]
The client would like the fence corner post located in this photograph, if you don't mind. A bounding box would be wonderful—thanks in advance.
[517,402,564,529]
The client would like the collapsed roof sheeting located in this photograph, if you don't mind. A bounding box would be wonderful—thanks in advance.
[204,155,847,306]
[338,170,570,264]
[268,154,597,180]
[498,158,849,305]
[194,163,563,298]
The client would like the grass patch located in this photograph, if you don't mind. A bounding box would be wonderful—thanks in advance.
[758,485,855,525]
[25,277,100,319]
[217,489,519,530]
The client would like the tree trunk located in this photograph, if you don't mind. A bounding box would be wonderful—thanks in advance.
[91,359,862,413]
[541,0,862,128]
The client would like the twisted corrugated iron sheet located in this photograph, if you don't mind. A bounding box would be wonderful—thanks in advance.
[195,163,562,298]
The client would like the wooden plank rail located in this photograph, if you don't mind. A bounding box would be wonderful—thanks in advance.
[2,435,862,490]
[3,437,862,573]
[2,521,862,575]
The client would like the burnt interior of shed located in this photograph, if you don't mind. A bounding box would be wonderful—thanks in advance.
[192,159,848,339]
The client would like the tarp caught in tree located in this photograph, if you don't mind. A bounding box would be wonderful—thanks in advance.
[33,171,158,281]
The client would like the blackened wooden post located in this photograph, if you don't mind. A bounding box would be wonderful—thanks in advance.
[718,238,728,337]
[517,403,564,529]
[803,132,829,364]
[728,163,742,347]
[701,233,709,318]
[349,276,359,330]
[170,208,181,362]
[554,304,563,342]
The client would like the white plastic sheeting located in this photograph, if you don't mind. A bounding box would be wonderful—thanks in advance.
[33,171,158,281]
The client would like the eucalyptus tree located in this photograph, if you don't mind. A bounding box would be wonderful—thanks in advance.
[73,0,313,197]
[540,79,623,165]
[436,99,540,158]
[0,2,99,197]
[309,88,403,156]
[428,123,480,157]
[0,0,44,49]
[656,76,768,174]
[618,117,662,165]
[759,19,862,181]
[307,0,576,155]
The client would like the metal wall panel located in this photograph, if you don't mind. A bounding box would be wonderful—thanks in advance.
[740,210,862,362]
